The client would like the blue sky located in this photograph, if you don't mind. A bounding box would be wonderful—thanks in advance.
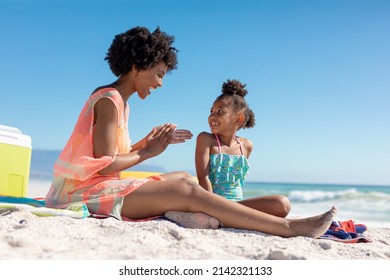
[1,0,389,186]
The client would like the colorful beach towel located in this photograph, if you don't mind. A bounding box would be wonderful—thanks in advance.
[319,220,372,243]
[0,196,90,219]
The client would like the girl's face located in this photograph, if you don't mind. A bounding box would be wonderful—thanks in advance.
[134,62,168,99]
[208,98,239,135]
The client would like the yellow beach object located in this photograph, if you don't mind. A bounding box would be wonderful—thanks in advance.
[0,125,32,197]
[120,171,162,179]
[120,171,198,182]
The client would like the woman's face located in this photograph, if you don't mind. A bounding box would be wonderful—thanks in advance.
[134,62,168,99]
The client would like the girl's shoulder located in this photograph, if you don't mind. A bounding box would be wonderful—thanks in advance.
[238,136,253,146]
[196,132,219,154]
[197,131,213,138]
[196,132,216,146]
[237,136,254,155]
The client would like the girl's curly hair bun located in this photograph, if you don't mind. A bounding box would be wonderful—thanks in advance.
[221,79,248,97]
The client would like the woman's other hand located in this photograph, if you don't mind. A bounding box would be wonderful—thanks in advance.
[142,124,176,157]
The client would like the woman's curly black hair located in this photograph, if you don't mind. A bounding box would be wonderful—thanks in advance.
[217,79,255,129]
[105,26,178,77]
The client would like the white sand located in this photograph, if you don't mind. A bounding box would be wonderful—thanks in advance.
[0,208,389,260]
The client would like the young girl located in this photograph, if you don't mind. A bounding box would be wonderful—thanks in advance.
[46,26,337,238]
[193,79,291,217]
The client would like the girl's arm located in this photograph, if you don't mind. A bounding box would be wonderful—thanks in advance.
[195,132,213,192]
[93,98,174,175]
[242,138,254,158]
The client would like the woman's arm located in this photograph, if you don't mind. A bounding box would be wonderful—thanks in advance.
[93,98,174,175]
[195,132,213,192]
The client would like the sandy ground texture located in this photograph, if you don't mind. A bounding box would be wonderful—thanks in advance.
[0,208,389,260]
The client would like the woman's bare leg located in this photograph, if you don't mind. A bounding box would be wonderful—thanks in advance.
[238,195,292,218]
[157,172,220,229]
[160,173,290,226]
[159,171,198,181]
[164,211,220,229]
[121,176,337,238]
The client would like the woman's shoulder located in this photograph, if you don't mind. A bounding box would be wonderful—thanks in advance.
[89,87,123,106]
[89,87,124,118]
[91,86,120,97]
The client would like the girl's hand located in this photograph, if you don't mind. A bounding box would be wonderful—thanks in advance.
[170,129,193,144]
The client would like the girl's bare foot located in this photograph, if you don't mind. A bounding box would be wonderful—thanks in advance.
[164,211,220,229]
[288,206,338,238]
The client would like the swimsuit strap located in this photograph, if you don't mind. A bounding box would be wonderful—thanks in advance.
[236,137,245,156]
[214,134,245,156]
[214,134,222,154]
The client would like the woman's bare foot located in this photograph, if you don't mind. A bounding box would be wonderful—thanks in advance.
[288,206,338,238]
[164,211,220,229]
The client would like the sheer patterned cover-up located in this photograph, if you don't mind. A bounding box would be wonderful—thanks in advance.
[45,88,162,220]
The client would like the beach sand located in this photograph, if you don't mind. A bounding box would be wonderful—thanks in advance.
[1,207,389,260]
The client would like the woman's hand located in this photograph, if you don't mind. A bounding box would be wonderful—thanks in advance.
[147,124,193,144]
[98,124,194,175]
[132,124,193,152]
[142,124,177,157]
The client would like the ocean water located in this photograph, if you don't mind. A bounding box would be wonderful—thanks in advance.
[28,150,390,228]
[244,182,390,228]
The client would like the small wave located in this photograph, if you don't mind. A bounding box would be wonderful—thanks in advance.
[288,188,390,203]
[29,172,53,180]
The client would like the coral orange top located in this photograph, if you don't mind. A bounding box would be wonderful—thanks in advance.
[45,88,161,220]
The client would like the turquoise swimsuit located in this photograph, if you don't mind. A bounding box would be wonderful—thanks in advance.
[208,134,250,201]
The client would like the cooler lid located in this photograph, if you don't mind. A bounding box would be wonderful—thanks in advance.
[0,125,32,148]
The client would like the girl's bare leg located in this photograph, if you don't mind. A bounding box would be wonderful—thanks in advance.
[238,195,292,218]
[121,175,337,238]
